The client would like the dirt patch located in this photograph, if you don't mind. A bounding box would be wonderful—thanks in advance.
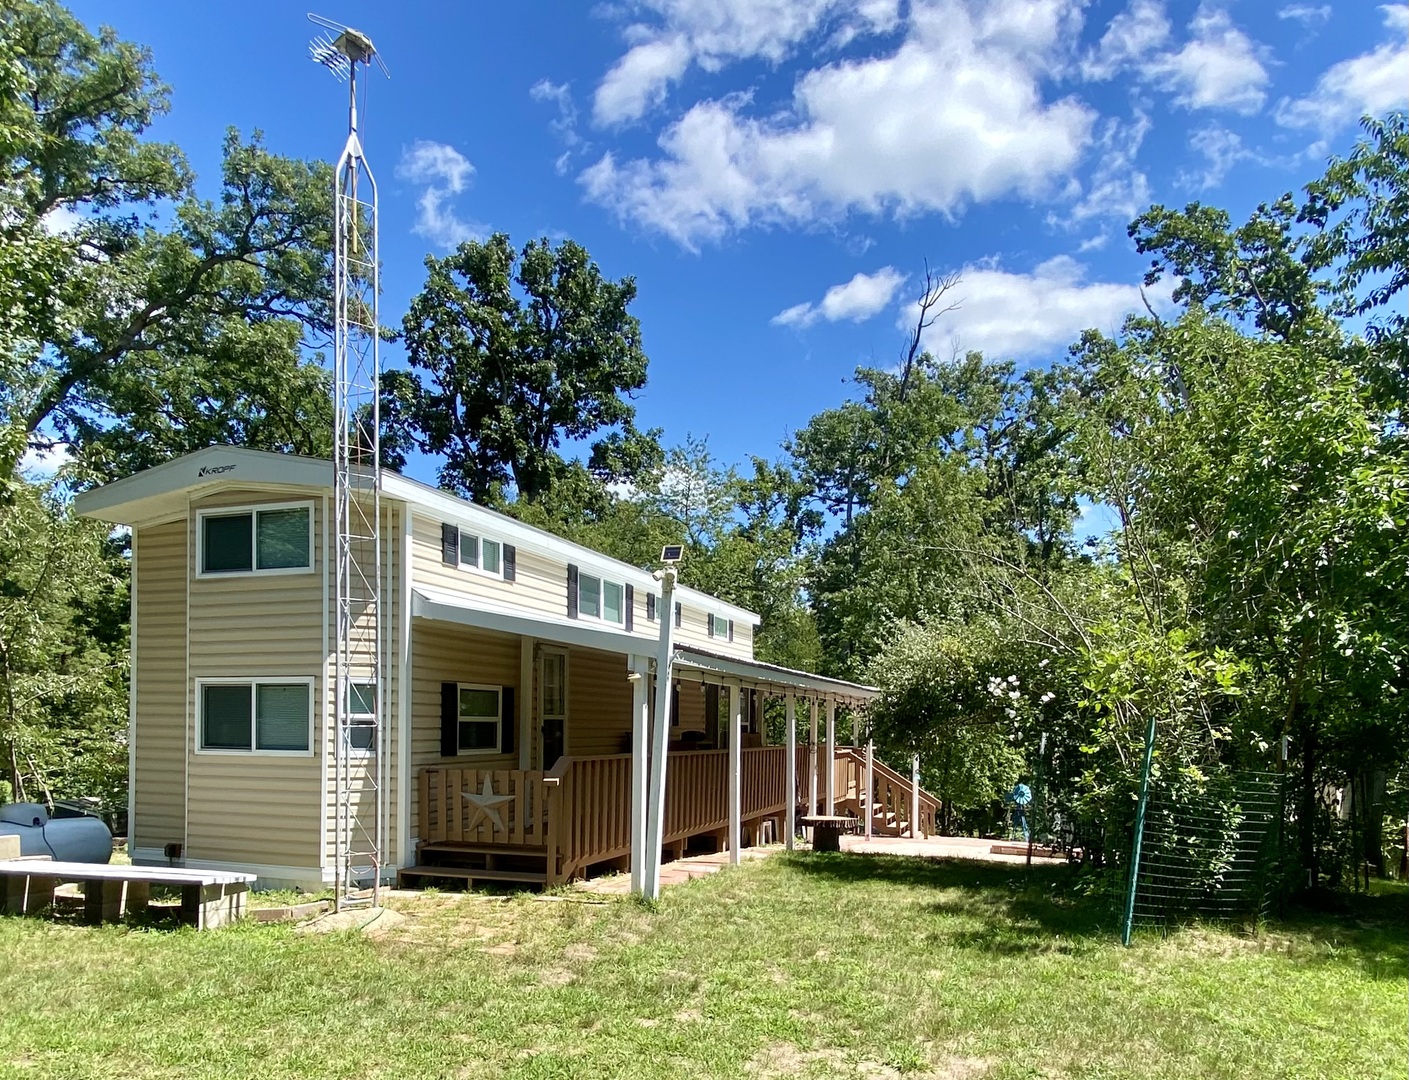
[744,1043,989,1079]
[484,941,519,957]
[538,968,575,987]
[294,907,407,936]
[672,1008,703,1023]
[563,943,598,962]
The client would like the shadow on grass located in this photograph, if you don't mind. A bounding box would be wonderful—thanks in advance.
[1272,883,1409,982]
[781,851,1110,953]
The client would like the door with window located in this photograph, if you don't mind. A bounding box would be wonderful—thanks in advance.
[539,649,568,770]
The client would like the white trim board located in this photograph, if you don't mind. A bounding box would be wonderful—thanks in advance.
[413,586,644,655]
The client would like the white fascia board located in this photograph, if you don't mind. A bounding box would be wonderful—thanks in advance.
[412,586,641,656]
[385,472,761,625]
[672,648,878,702]
[75,445,333,524]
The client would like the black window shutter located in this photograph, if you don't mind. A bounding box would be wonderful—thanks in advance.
[566,564,579,618]
[441,682,459,756]
[624,584,634,632]
[646,593,656,621]
[728,619,735,642]
[674,602,682,628]
[503,544,517,581]
[441,524,458,566]
[501,686,516,755]
[707,613,715,637]
[705,684,719,739]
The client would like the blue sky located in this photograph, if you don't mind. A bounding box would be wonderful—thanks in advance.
[68,0,1408,487]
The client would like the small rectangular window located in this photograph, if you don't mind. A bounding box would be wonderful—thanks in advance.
[199,504,311,575]
[458,685,502,754]
[202,684,253,750]
[603,581,623,624]
[347,682,376,752]
[579,574,602,619]
[459,532,480,568]
[256,508,310,570]
[200,680,310,753]
[482,539,501,575]
[256,684,311,751]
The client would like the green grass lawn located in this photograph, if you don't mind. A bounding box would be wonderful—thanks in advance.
[0,854,1403,1079]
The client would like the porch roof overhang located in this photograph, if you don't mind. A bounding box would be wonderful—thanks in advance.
[412,586,648,656]
[671,644,878,705]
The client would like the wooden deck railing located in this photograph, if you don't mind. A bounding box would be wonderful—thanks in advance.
[827,747,939,837]
[419,765,557,847]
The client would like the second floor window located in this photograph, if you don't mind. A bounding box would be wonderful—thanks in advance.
[200,504,311,575]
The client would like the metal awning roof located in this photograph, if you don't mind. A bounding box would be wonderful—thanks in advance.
[672,645,877,702]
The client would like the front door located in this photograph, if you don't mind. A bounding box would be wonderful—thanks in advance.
[539,648,568,769]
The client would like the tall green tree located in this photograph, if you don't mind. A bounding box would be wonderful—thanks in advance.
[390,233,659,505]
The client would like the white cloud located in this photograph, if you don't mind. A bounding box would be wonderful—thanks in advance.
[19,441,72,479]
[531,79,585,174]
[1275,5,1408,131]
[396,140,483,249]
[1277,4,1331,27]
[1083,2,1270,115]
[1181,124,1259,189]
[582,1,1095,247]
[1059,111,1152,227]
[772,266,907,328]
[912,256,1171,361]
[40,204,82,235]
[592,0,919,126]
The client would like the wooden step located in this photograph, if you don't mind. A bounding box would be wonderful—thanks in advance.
[418,841,547,857]
[397,865,547,889]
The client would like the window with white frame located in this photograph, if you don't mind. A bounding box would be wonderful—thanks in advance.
[709,613,733,640]
[457,529,503,577]
[578,573,625,624]
[346,681,377,752]
[457,684,502,754]
[200,504,312,575]
[199,679,312,753]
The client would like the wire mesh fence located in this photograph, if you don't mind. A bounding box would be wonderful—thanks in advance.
[1129,770,1285,932]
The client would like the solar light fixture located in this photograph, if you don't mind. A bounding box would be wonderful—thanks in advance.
[661,544,684,565]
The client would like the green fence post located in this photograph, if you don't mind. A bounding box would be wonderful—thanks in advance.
[1121,710,1157,946]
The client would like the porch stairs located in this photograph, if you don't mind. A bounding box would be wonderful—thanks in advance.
[831,749,940,839]
[398,842,551,890]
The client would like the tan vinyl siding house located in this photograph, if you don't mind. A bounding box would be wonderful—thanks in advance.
[78,446,903,890]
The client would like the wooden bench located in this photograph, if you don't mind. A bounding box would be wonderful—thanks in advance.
[800,815,854,853]
[0,860,256,929]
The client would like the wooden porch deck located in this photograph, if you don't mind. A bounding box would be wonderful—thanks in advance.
[407,744,939,888]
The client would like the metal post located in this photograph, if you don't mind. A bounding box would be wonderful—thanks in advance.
[1122,710,1158,946]
[911,754,921,839]
[643,569,677,900]
[728,681,743,866]
[825,700,836,813]
[864,740,874,841]
[808,699,819,815]
[785,694,797,852]
[629,656,650,893]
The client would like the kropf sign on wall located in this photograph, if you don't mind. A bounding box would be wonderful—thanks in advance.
[196,464,237,478]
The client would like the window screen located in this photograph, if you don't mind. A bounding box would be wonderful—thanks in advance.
[203,514,253,573]
[459,531,480,568]
[255,508,310,570]
[202,684,252,749]
[603,581,623,624]
[255,683,310,751]
[579,574,602,619]
[482,539,501,575]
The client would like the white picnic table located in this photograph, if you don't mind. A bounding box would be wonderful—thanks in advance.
[0,859,256,928]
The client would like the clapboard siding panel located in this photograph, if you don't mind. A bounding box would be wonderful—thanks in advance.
[565,646,631,757]
[132,520,187,855]
[186,490,325,867]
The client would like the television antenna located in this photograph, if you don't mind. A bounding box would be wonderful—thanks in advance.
[308,12,388,910]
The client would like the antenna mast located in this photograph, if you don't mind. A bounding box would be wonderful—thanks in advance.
[309,13,390,909]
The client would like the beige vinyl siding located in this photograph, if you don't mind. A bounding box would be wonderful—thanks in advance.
[186,489,324,868]
[408,620,521,841]
[132,520,187,855]
[409,512,759,660]
[672,675,707,737]
[564,646,631,757]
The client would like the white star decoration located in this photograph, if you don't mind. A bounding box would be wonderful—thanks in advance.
[462,775,513,833]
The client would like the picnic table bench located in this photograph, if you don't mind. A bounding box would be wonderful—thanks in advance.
[800,814,854,853]
[0,860,256,929]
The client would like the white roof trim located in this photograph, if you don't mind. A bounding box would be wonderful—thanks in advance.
[75,446,760,626]
[672,645,878,701]
[412,587,649,657]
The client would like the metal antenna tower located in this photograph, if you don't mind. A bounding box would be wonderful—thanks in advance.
[309,12,389,909]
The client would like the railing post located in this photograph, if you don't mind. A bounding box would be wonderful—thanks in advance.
[728,681,743,865]
[629,656,650,894]
[911,754,921,839]
[785,694,796,852]
[544,777,562,885]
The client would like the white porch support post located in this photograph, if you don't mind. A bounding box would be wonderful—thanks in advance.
[628,654,651,893]
[864,738,874,841]
[825,699,836,814]
[728,680,743,865]
[643,568,678,900]
[808,699,819,815]
[784,694,797,852]
[911,753,921,839]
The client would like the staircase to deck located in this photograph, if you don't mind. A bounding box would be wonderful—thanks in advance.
[829,748,939,838]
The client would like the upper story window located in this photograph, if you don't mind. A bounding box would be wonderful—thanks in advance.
[441,523,516,581]
[708,613,735,641]
[199,503,312,576]
[574,570,625,624]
